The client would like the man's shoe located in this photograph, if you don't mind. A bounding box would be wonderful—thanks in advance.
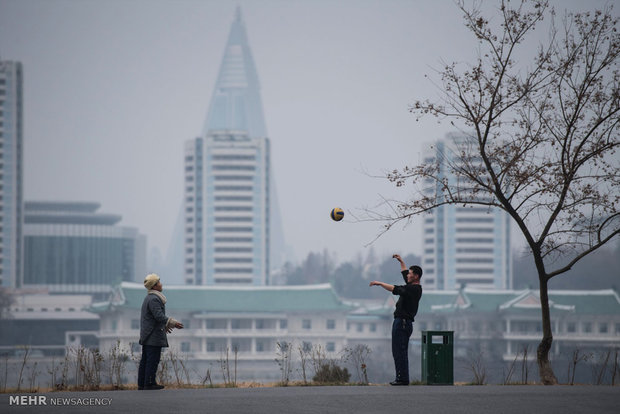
[144,384,165,390]
[389,380,409,386]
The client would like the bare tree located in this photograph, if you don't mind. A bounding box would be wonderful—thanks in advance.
[374,0,619,384]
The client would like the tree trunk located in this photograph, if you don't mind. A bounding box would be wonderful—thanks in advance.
[537,278,558,385]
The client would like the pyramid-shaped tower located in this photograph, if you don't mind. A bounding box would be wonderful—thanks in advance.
[202,7,267,139]
[183,8,283,286]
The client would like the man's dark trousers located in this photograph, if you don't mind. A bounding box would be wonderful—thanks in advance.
[392,318,413,383]
[138,345,162,388]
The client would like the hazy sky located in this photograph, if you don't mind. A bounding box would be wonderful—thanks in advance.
[0,0,611,269]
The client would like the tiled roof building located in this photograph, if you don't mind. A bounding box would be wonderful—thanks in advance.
[81,284,620,382]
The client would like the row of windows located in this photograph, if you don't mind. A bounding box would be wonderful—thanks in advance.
[214,267,253,273]
[214,196,252,202]
[214,258,252,263]
[213,278,252,284]
[204,340,338,354]
[505,321,620,335]
[214,185,253,191]
[214,247,252,253]
[456,268,495,274]
[131,317,372,335]
[455,227,494,233]
[456,217,494,223]
[456,248,494,254]
[215,206,253,212]
[456,238,493,243]
[13,307,78,312]
[425,238,495,245]
[456,207,493,213]
[215,216,252,222]
[130,318,345,332]
[212,165,256,171]
[456,258,494,264]
[214,175,254,181]
[212,154,256,161]
[214,227,253,232]
[214,237,252,243]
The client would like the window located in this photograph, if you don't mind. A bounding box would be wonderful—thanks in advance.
[583,322,592,333]
[181,342,190,352]
[256,341,264,352]
[302,341,312,352]
[111,320,117,331]
[280,319,287,330]
[207,341,216,352]
[599,323,608,334]
[356,323,363,333]
[326,319,335,330]
[206,319,227,330]
[326,342,335,352]
[567,322,576,333]
[231,319,251,330]
[302,319,312,330]
[370,323,377,332]
[131,319,140,330]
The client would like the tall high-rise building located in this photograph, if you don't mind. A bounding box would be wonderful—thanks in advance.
[421,132,512,290]
[184,8,275,286]
[0,60,24,288]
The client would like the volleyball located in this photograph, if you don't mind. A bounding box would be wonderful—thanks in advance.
[330,207,344,221]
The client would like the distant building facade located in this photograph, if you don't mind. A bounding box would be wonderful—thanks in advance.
[0,60,24,288]
[184,9,279,286]
[22,201,146,296]
[0,292,98,357]
[185,132,270,285]
[83,284,620,383]
[421,132,512,290]
[90,283,351,381]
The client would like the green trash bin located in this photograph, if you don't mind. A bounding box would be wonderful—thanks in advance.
[421,331,454,385]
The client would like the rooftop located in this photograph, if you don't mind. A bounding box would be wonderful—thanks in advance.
[90,282,352,314]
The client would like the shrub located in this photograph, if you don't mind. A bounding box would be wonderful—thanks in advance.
[312,362,350,384]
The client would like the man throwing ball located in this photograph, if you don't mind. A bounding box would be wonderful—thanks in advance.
[370,254,423,385]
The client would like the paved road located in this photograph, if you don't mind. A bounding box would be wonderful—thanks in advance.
[2,385,619,414]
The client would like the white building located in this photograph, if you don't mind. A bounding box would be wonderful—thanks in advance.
[0,290,98,357]
[184,9,280,286]
[421,132,513,290]
[82,283,620,384]
[184,131,270,286]
[90,282,354,382]
[3,284,619,384]
[0,60,24,289]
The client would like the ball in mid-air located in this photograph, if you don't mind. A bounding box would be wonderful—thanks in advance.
[331,207,344,221]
